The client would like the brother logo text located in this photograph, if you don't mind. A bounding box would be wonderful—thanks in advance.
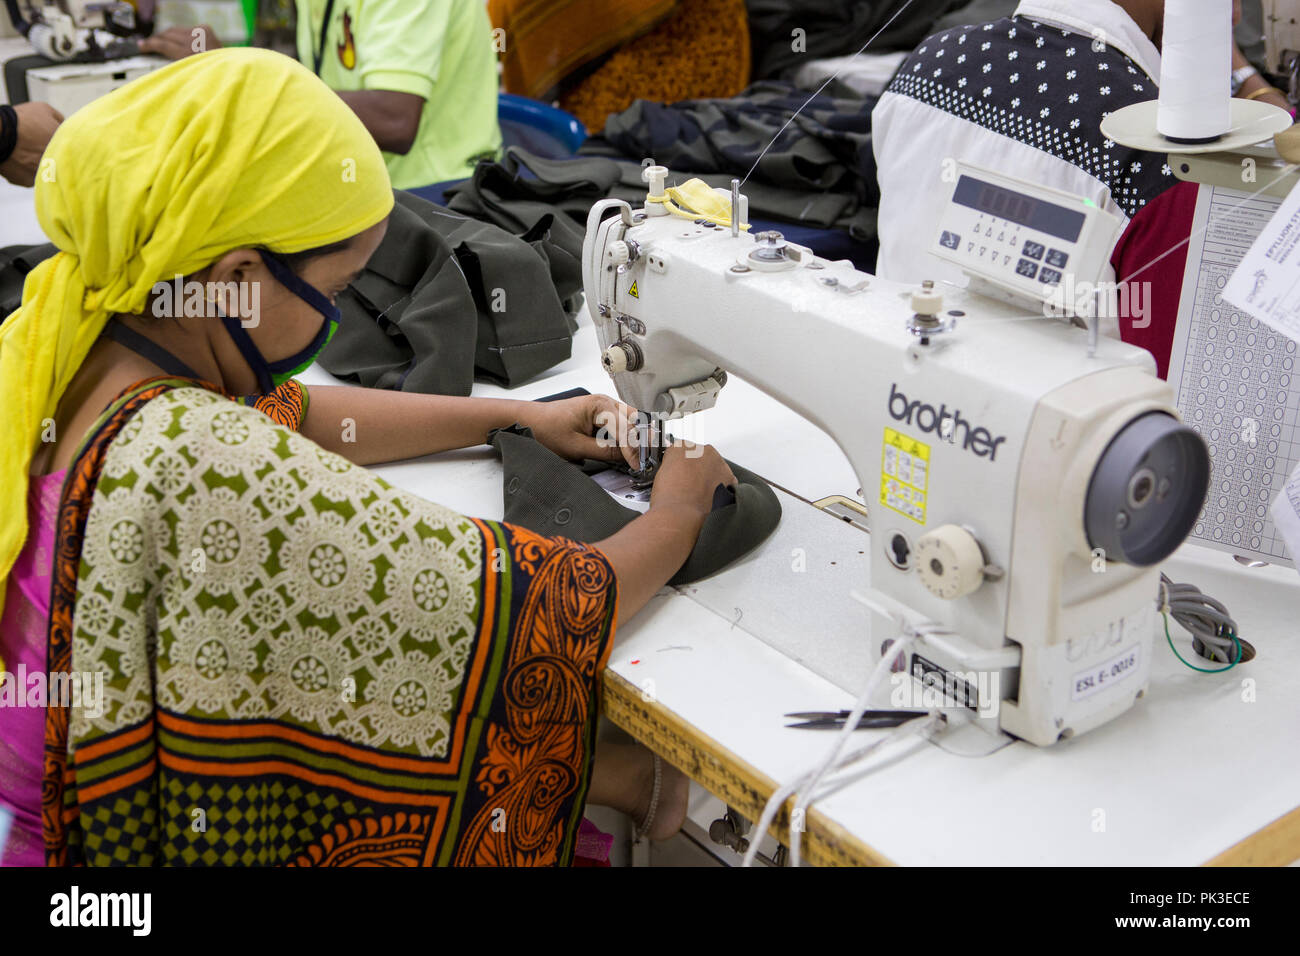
[888,383,1008,461]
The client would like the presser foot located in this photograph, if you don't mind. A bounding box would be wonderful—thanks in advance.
[627,450,665,489]
[627,466,659,490]
[627,417,668,489]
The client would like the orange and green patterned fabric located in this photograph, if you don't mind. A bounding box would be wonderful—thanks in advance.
[44,378,618,866]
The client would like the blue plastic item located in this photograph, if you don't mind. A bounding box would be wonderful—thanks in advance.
[498,93,587,158]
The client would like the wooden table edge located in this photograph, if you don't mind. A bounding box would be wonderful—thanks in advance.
[1205,806,1300,866]
[602,668,893,867]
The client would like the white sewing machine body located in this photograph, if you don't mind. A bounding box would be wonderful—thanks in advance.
[583,182,1209,748]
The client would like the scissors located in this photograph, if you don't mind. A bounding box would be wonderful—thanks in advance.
[784,710,929,730]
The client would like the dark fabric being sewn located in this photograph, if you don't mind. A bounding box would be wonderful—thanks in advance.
[490,425,782,586]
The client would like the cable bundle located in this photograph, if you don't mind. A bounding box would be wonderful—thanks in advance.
[1159,573,1244,670]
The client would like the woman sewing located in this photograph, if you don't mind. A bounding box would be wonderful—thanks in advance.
[0,48,734,866]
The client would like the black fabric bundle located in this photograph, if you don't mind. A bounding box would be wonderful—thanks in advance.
[446,132,878,244]
[318,189,580,394]
[442,147,619,269]
[586,79,879,225]
[744,0,970,80]
[0,241,56,319]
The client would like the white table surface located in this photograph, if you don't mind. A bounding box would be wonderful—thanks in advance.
[0,175,42,244]
[7,177,1298,865]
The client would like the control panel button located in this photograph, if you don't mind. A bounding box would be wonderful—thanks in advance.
[1016,258,1039,279]
[939,230,961,250]
[1022,240,1045,260]
[1046,248,1069,268]
[1038,267,1063,285]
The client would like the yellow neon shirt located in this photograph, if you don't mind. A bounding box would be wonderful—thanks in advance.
[295,0,502,189]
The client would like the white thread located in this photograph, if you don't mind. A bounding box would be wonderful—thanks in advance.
[1157,0,1232,142]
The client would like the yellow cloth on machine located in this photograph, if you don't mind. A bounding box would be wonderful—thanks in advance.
[663,178,744,227]
[0,47,394,644]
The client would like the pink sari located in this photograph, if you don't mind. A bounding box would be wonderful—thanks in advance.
[0,469,65,866]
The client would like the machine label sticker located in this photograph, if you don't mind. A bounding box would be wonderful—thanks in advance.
[1071,644,1141,701]
[627,281,639,298]
[880,428,929,524]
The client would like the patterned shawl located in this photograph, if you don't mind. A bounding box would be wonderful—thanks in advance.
[44,379,618,866]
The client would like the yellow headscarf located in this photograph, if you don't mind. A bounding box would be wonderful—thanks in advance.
[0,47,394,638]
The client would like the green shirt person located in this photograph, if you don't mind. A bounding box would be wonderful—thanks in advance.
[141,0,501,188]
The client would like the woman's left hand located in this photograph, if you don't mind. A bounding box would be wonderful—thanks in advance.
[517,394,641,468]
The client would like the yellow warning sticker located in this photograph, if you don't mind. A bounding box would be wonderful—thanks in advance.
[880,428,929,524]
[628,281,639,298]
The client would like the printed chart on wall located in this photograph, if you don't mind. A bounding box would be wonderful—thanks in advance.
[1167,184,1298,566]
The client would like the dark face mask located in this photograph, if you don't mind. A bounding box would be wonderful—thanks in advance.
[220,249,341,395]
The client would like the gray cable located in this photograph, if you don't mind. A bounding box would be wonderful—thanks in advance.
[1159,573,1241,663]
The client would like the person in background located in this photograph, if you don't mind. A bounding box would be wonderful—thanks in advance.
[141,0,501,189]
[0,102,63,187]
[1106,179,1197,379]
[872,0,1290,292]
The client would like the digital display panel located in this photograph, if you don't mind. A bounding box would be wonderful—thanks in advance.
[952,176,1085,243]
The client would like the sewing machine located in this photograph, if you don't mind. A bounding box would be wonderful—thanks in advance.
[582,168,1213,749]
[1,1,169,114]
[7,0,143,61]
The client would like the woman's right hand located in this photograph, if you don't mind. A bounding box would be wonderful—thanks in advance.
[650,442,738,521]
[595,441,739,621]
